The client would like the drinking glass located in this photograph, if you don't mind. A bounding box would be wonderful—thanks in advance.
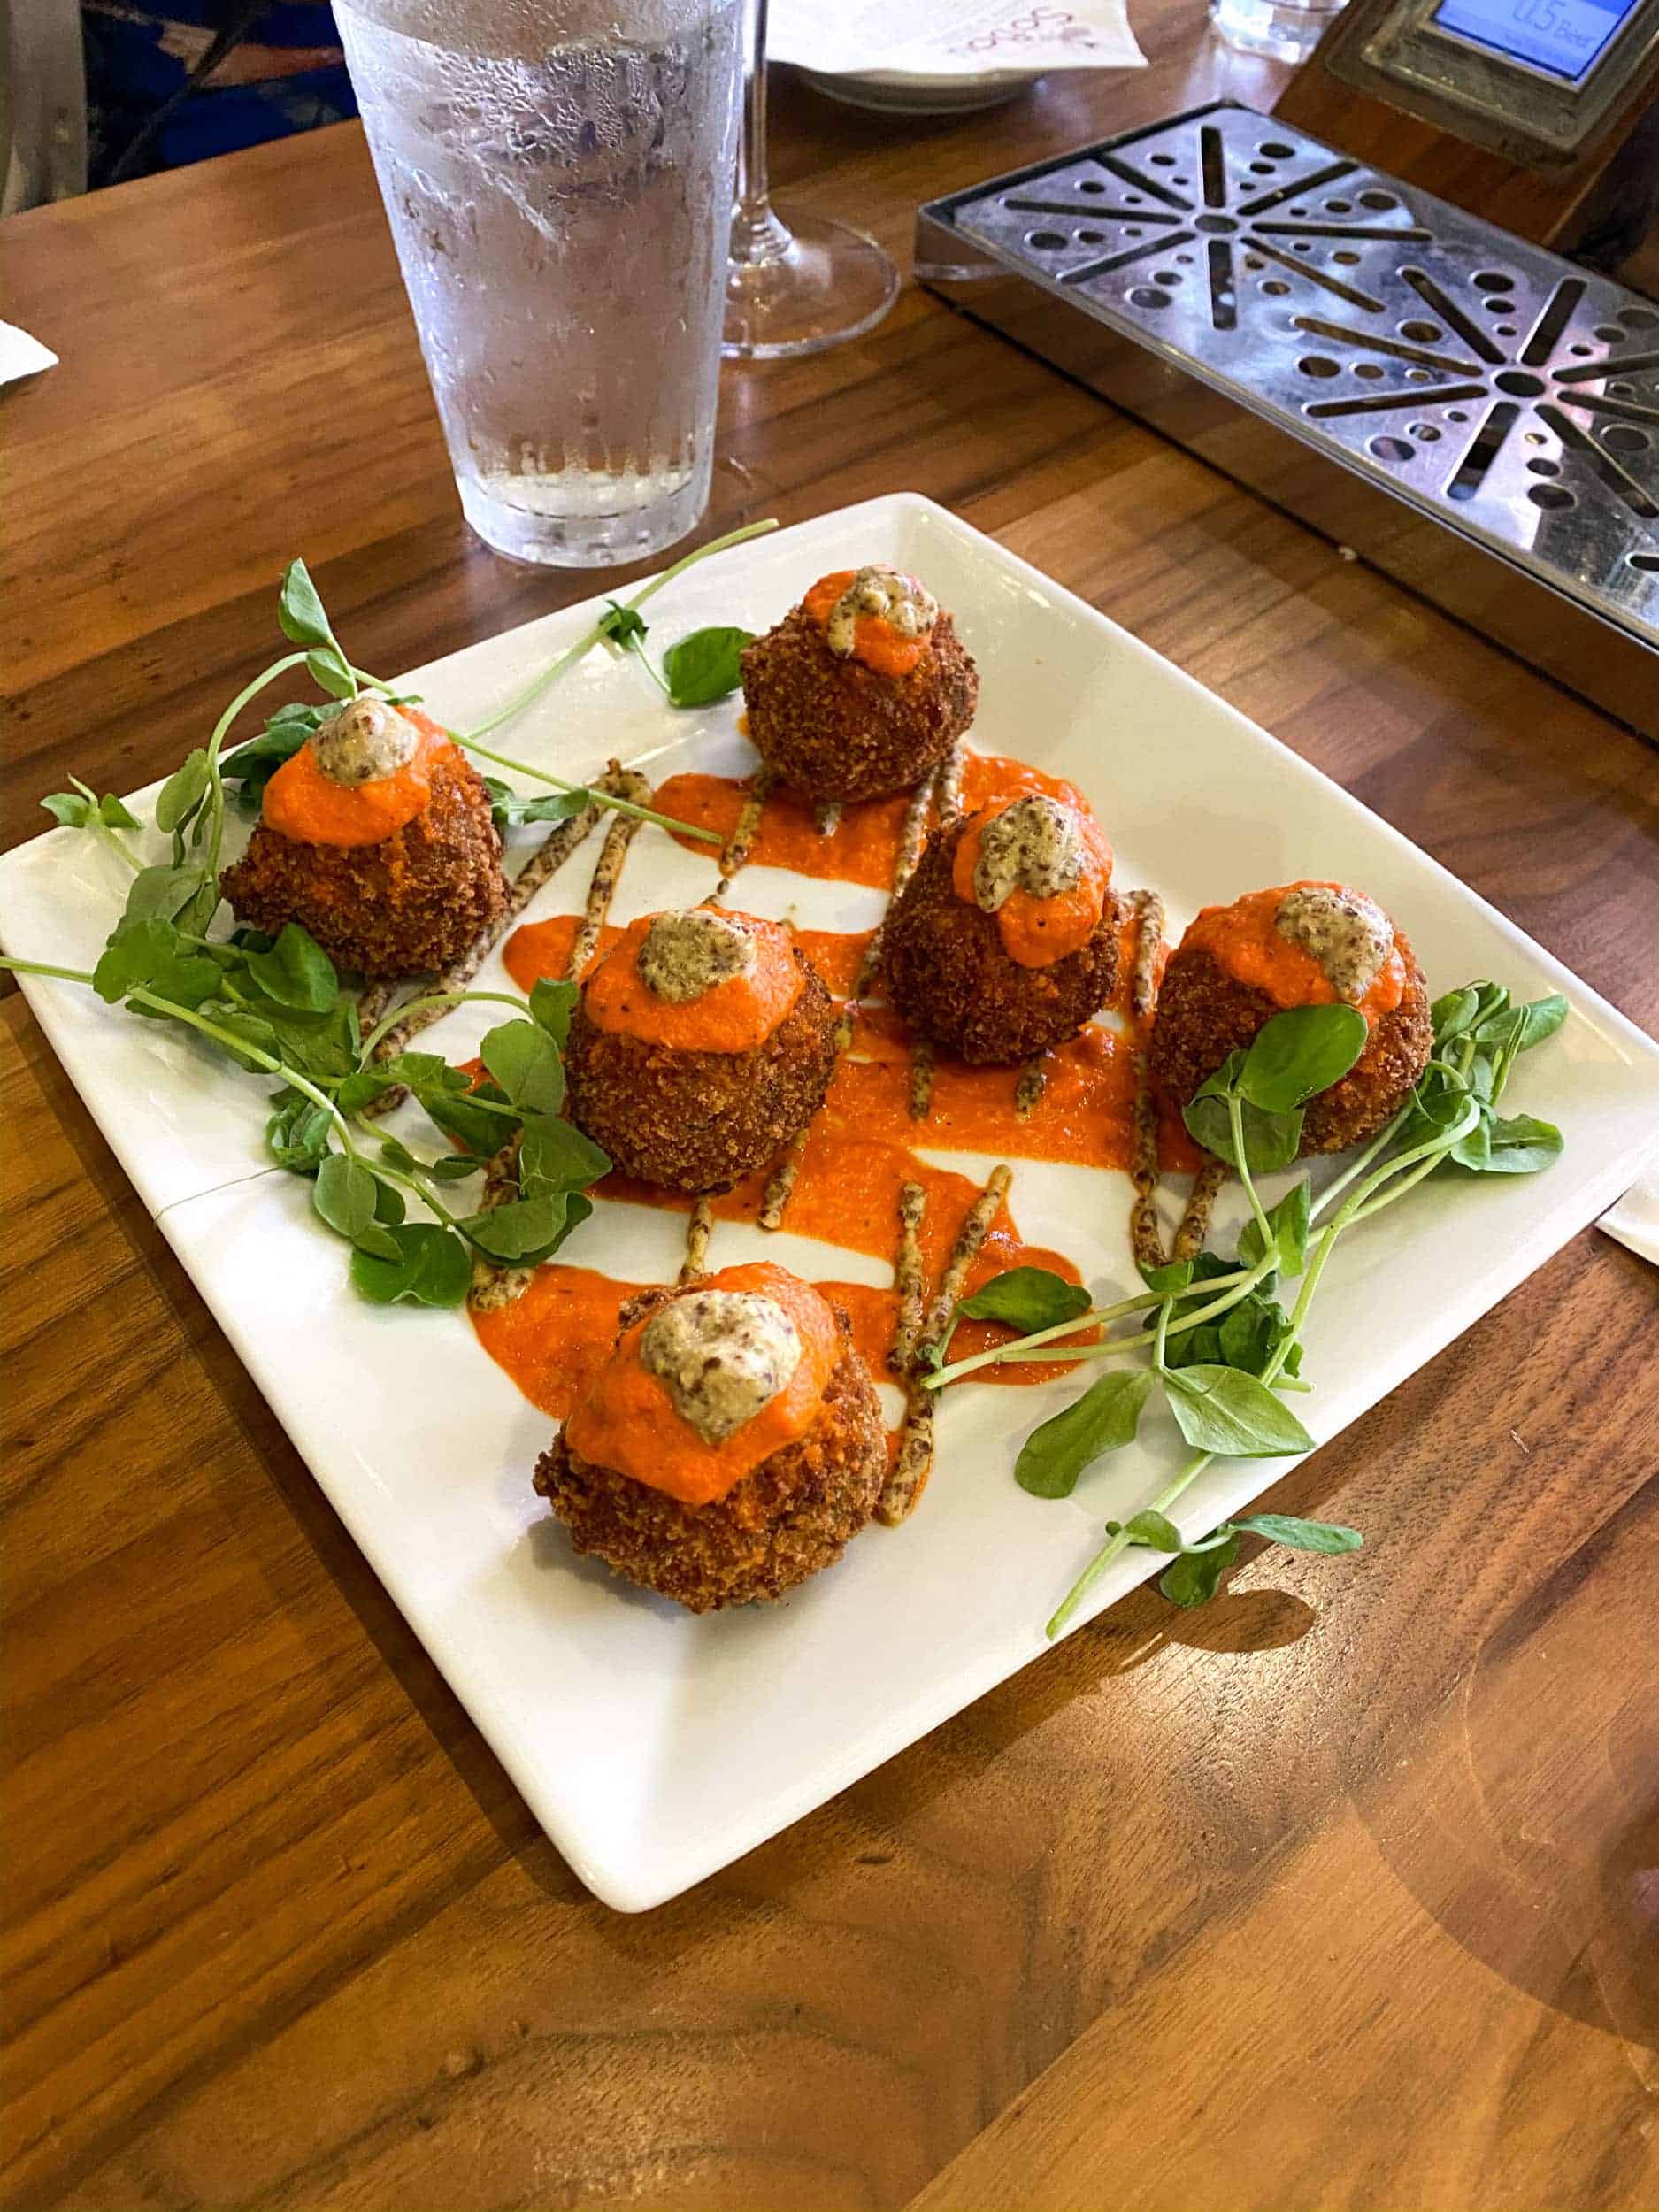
[722,0,898,359]
[1209,0,1350,62]
[336,0,746,566]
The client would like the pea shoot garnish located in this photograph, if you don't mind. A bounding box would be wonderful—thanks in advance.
[4,520,784,1304]
[922,993,1567,1632]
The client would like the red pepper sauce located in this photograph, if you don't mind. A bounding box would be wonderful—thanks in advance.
[474,765,1189,1433]
[264,707,454,849]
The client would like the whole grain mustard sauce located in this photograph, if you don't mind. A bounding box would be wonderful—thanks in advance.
[803,569,935,679]
[950,795,1114,969]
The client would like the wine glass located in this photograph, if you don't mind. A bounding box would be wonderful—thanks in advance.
[722,0,899,359]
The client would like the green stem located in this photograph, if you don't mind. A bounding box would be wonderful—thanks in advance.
[453,736,721,845]
[198,649,313,882]
[923,1265,1264,1389]
[462,517,778,741]
[972,1256,1283,1371]
[1043,1115,1478,1641]
[353,1124,467,1226]
[357,987,530,1064]
[1047,1447,1215,1639]
[126,987,357,1152]
[626,636,674,702]
[94,823,143,875]
[1308,1101,1411,1225]
[1228,1091,1275,1254]
[0,954,98,986]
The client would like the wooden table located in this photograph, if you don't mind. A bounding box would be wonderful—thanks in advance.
[4,13,1657,2208]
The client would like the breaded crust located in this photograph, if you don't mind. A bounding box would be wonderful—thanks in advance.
[882,815,1123,1064]
[220,750,506,980]
[1148,939,1432,1155]
[565,947,838,1193]
[740,603,978,803]
[534,1293,887,1612]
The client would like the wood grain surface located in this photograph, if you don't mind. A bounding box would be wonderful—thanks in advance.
[4,14,1658,2209]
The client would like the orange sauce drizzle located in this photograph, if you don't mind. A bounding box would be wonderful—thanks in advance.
[580,913,802,1053]
[473,764,1201,1449]
[950,802,1114,969]
[1184,881,1406,1020]
[653,751,1089,890]
[263,707,452,849]
[802,570,929,679]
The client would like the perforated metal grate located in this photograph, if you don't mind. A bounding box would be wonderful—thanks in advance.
[938,105,1659,637]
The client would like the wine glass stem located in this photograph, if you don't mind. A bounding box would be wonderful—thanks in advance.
[732,0,793,267]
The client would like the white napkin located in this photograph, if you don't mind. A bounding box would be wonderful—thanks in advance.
[771,0,1145,79]
[0,321,58,388]
[1598,1164,1658,1266]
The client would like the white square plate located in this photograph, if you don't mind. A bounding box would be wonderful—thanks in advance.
[4,495,1657,1911]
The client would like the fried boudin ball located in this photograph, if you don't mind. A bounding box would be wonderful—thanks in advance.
[740,565,978,803]
[534,1268,887,1613]
[565,910,839,1194]
[1149,882,1432,1155]
[220,703,505,980]
[884,796,1122,1064]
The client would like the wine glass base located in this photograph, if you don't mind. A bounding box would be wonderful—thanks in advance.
[724,210,899,360]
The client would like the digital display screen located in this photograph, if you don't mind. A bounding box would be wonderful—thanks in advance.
[1432,0,1639,79]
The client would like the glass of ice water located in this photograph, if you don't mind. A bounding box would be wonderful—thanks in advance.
[336,0,745,567]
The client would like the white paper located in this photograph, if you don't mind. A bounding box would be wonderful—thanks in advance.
[771,0,1144,80]
[0,319,58,387]
[1598,1165,1658,1266]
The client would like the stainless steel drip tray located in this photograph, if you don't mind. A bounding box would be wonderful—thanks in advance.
[915,103,1659,736]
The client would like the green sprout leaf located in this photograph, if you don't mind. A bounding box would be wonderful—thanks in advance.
[480,1019,565,1118]
[306,647,356,699]
[265,1095,334,1172]
[458,1188,594,1266]
[311,1153,384,1248]
[91,918,219,1009]
[528,977,579,1048]
[122,864,204,925]
[154,749,211,835]
[1237,1179,1311,1275]
[1239,1002,1369,1115]
[1184,1080,1304,1174]
[662,626,754,709]
[1511,994,1569,1053]
[956,1266,1091,1334]
[482,777,595,833]
[276,558,338,651]
[41,792,95,828]
[1106,1509,1185,1551]
[1159,1532,1241,1608]
[244,921,338,1014]
[349,1223,473,1307]
[1231,1513,1363,1553]
[1162,1365,1314,1458]
[930,1264,1091,1371]
[517,1116,610,1195]
[1015,1369,1152,1499]
[596,602,648,648]
[1448,1110,1564,1177]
